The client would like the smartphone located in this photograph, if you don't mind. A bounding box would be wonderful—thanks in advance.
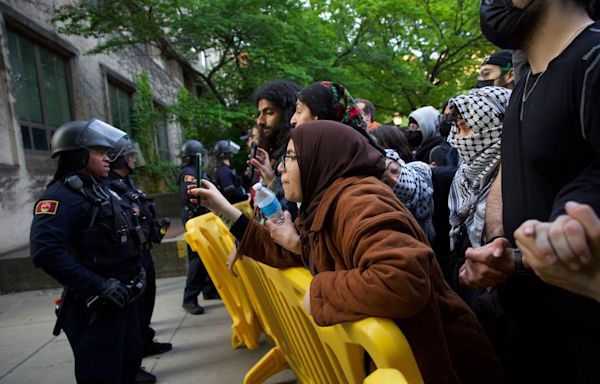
[196,153,203,189]
[249,143,258,180]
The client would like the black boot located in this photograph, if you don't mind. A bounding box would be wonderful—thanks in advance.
[142,340,173,357]
[182,302,204,315]
[136,368,156,384]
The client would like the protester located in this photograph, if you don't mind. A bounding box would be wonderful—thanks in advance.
[444,87,512,359]
[249,80,302,217]
[477,49,515,89]
[369,124,436,241]
[407,106,454,165]
[369,124,412,162]
[291,81,435,240]
[356,98,381,131]
[189,120,503,384]
[459,1,600,382]
[446,86,512,272]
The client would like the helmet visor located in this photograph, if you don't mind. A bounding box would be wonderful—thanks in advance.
[229,141,241,154]
[107,137,128,162]
[78,119,127,156]
[131,143,147,167]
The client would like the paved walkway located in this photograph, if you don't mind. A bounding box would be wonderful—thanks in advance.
[0,276,296,384]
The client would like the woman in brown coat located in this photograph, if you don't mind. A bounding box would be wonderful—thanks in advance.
[190,120,503,383]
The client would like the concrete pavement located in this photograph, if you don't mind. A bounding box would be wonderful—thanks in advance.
[0,276,296,384]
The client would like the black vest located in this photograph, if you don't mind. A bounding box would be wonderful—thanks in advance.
[67,176,141,280]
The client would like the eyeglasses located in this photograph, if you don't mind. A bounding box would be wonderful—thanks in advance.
[280,155,298,171]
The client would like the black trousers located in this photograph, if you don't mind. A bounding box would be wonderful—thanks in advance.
[63,299,141,384]
[138,250,156,345]
[182,245,217,305]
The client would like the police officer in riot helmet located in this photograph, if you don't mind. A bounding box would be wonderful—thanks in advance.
[213,139,247,204]
[178,140,219,315]
[108,137,172,382]
[30,118,147,384]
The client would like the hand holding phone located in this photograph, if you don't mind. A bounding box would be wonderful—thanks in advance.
[249,143,258,181]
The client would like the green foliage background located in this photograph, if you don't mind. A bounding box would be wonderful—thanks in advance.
[52,0,496,189]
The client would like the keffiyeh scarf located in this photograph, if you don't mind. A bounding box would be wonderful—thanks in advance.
[447,86,511,248]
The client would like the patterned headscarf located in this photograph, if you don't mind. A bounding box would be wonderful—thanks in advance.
[297,81,384,155]
[447,86,511,248]
[298,81,368,132]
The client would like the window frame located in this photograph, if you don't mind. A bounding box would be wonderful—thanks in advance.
[6,28,74,153]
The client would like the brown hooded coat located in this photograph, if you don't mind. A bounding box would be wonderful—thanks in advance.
[237,121,503,383]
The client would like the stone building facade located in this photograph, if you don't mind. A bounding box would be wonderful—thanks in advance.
[0,0,200,254]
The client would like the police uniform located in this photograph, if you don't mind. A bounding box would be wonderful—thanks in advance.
[108,171,169,351]
[178,164,218,308]
[30,172,143,384]
[214,162,247,204]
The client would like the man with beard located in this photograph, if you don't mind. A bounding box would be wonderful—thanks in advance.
[476,49,515,89]
[248,80,302,216]
[460,1,600,382]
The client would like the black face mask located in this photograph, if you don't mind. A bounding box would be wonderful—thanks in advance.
[480,0,536,49]
[407,130,423,148]
[476,78,496,88]
[438,120,452,137]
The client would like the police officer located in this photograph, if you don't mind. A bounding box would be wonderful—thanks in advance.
[178,140,218,315]
[30,119,146,384]
[213,139,247,204]
[108,138,172,381]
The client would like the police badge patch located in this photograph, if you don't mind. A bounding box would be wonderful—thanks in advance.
[35,200,59,215]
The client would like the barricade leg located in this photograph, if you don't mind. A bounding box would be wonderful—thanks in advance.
[243,346,289,384]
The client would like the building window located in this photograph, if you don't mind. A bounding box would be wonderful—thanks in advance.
[155,110,169,162]
[108,81,133,136]
[7,30,72,151]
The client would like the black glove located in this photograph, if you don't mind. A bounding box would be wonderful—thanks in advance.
[99,278,130,309]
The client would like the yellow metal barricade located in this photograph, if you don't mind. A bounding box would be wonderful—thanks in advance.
[185,201,423,383]
[236,260,423,384]
[185,211,263,350]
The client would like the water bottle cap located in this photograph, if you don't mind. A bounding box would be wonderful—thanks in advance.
[252,182,263,192]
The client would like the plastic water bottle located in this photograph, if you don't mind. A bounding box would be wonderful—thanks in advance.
[253,182,285,224]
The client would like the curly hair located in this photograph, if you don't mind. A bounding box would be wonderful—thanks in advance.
[253,80,302,153]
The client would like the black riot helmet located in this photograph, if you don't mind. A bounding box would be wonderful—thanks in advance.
[181,140,204,157]
[213,139,240,160]
[180,140,205,167]
[109,136,146,171]
[51,118,127,160]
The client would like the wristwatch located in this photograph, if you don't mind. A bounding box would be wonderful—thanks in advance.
[513,248,529,275]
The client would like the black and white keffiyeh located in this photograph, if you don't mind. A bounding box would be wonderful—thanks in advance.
[447,86,511,248]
